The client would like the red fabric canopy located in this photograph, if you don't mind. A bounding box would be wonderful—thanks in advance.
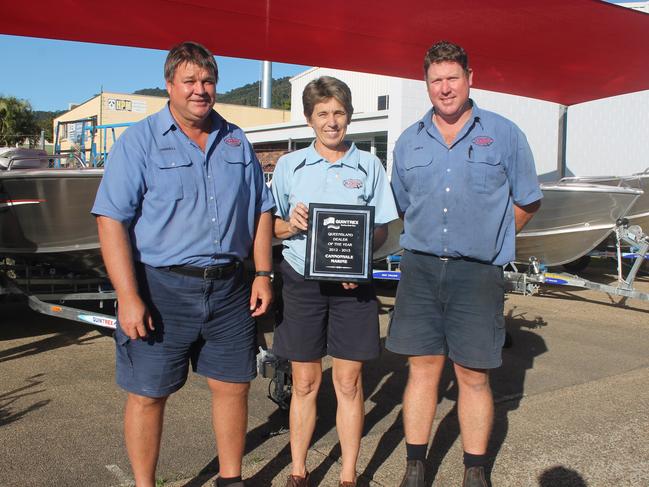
[3,0,649,105]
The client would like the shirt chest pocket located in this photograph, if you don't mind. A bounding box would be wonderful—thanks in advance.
[222,146,253,191]
[150,153,197,201]
[466,154,507,194]
[403,153,434,194]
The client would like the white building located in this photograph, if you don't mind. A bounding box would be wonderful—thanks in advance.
[246,65,649,180]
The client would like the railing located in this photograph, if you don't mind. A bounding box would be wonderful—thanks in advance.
[5,153,86,171]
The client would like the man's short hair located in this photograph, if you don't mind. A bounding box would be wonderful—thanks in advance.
[302,76,354,123]
[164,41,219,83]
[423,40,469,75]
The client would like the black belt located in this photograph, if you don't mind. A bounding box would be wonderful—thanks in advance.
[165,261,239,279]
[409,249,487,264]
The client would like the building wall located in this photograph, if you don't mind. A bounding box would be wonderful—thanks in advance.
[566,90,649,176]
[53,92,290,161]
[289,67,392,121]
[256,64,649,180]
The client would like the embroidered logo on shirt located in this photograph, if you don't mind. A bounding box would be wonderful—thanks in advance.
[225,137,242,147]
[159,147,175,151]
[413,146,424,151]
[472,136,494,146]
[343,179,363,189]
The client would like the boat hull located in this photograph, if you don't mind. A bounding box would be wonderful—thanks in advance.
[0,168,105,275]
[561,172,649,232]
[515,183,641,266]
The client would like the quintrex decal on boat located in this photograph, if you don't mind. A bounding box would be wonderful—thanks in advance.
[0,199,45,208]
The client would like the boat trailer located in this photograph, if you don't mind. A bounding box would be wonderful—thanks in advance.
[0,259,117,330]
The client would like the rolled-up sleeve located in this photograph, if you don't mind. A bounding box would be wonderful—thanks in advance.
[91,128,147,223]
[390,148,410,214]
[507,126,543,207]
[249,144,275,214]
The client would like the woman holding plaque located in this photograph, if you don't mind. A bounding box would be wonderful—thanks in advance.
[271,76,398,487]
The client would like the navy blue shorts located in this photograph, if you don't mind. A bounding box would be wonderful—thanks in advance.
[385,250,505,369]
[114,263,257,398]
[272,259,380,362]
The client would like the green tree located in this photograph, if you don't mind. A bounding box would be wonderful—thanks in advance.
[34,110,65,142]
[0,96,39,146]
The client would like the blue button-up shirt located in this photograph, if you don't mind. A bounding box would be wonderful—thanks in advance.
[92,105,275,267]
[272,142,398,275]
[391,101,542,265]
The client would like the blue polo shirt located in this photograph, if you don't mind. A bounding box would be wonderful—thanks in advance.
[272,142,398,275]
[391,101,542,266]
[92,105,275,267]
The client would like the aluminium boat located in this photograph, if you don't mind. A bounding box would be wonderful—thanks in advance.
[0,152,104,276]
[560,169,649,232]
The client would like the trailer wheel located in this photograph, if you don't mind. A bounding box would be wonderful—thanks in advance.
[562,255,591,273]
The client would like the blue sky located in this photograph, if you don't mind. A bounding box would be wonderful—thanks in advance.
[0,34,310,112]
[0,1,642,111]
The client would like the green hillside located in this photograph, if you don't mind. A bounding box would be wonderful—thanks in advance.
[132,77,291,109]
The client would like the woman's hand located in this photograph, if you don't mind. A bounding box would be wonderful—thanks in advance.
[341,282,359,290]
[288,202,309,235]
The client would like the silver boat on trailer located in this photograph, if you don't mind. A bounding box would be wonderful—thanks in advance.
[515,181,642,266]
[559,168,649,233]
[0,152,115,330]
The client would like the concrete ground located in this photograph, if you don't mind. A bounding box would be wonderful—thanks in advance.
[1,261,648,487]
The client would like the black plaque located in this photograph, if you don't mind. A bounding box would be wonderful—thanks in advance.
[304,203,375,283]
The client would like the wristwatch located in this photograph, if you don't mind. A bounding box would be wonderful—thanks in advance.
[255,270,274,280]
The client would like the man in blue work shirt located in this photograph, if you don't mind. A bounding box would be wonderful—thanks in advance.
[386,41,542,487]
[92,42,274,487]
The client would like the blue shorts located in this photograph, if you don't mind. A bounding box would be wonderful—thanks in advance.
[385,250,505,369]
[114,263,257,398]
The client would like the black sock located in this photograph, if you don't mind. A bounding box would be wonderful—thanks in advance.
[406,442,427,461]
[216,476,242,487]
[463,451,488,468]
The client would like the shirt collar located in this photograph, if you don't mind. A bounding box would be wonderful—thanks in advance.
[305,141,360,169]
[420,99,483,134]
[156,103,223,136]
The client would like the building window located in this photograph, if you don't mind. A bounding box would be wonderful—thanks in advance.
[377,95,389,111]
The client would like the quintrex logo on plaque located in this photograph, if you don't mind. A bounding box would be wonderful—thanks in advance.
[305,203,375,283]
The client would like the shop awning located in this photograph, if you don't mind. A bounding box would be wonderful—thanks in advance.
[3,0,649,105]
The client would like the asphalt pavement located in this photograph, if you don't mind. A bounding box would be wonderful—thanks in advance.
[1,261,648,486]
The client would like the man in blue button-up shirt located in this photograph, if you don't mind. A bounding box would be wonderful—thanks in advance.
[387,41,542,487]
[92,42,274,487]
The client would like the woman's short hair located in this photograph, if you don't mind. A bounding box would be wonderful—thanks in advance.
[302,76,354,123]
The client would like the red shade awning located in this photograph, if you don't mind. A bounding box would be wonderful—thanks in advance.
[3,0,649,105]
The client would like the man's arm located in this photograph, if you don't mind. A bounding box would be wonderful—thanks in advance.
[96,215,153,339]
[514,200,541,233]
[250,211,273,317]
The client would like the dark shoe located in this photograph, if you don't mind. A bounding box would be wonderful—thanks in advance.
[462,466,488,487]
[339,482,356,487]
[286,471,309,487]
[399,459,425,487]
